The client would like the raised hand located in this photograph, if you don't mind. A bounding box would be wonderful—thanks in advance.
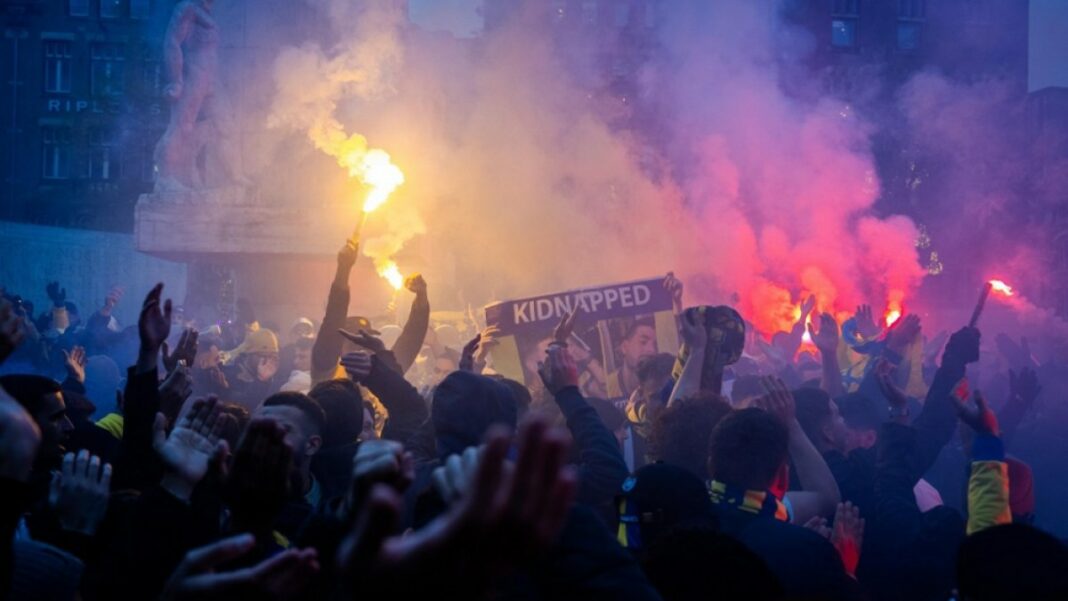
[955,391,999,438]
[854,304,881,339]
[942,326,981,367]
[885,314,921,355]
[340,350,373,382]
[337,239,358,273]
[753,376,796,425]
[664,272,684,314]
[161,533,320,601]
[0,300,25,365]
[808,312,839,355]
[459,334,481,373]
[337,418,576,597]
[431,446,480,505]
[48,450,112,535]
[537,344,579,395]
[873,358,909,422]
[475,326,501,363]
[139,284,173,371]
[803,515,832,539]
[348,439,413,512]
[678,307,707,350]
[163,328,199,375]
[552,310,579,346]
[339,328,386,354]
[225,418,293,538]
[154,397,230,500]
[0,385,41,482]
[102,286,124,316]
[403,273,427,296]
[800,295,817,319]
[159,364,194,422]
[831,502,864,577]
[62,345,87,384]
[1008,367,1041,410]
[46,281,67,308]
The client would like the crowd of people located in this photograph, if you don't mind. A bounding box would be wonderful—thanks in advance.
[1,238,1067,601]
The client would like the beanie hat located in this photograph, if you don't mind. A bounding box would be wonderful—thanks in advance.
[432,371,517,458]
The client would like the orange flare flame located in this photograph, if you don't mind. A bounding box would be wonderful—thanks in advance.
[988,279,1014,296]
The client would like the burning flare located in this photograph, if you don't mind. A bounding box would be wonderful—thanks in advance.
[884,309,902,328]
[377,260,404,291]
[355,149,405,213]
[989,279,1014,296]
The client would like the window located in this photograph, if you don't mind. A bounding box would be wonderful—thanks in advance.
[42,127,73,180]
[141,60,161,94]
[831,0,859,48]
[91,43,125,97]
[897,0,925,51]
[130,0,151,19]
[69,0,90,16]
[100,0,126,19]
[582,1,598,26]
[44,41,73,93]
[136,134,159,182]
[87,129,119,181]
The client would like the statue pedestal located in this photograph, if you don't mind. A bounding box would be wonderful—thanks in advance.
[134,188,360,327]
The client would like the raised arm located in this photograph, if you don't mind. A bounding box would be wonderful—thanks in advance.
[666,309,706,408]
[311,241,357,384]
[391,274,429,374]
[755,378,841,521]
[809,313,844,398]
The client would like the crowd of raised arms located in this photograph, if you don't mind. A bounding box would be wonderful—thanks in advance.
[1,239,1066,601]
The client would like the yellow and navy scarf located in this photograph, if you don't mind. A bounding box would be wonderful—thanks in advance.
[708,480,789,522]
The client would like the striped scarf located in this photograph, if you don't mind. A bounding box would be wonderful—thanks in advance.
[708,480,789,522]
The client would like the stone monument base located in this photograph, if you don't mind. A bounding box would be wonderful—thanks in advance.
[135,188,361,327]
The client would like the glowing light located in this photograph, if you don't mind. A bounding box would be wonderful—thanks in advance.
[801,330,813,344]
[354,149,405,213]
[885,310,902,327]
[377,261,404,290]
[989,279,1014,296]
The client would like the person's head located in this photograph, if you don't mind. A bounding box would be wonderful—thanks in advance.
[708,408,789,493]
[643,526,783,601]
[487,375,532,417]
[64,301,81,328]
[651,392,732,480]
[620,318,657,371]
[289,317,315,342]
[730,374,766,407]
[433,348,460,385]
[341,316,377,354]
[292,336,314,372]
[836,392,883,451]
[957,524,1068,601]
[236,329,280,381]
[637,353,675,395]
[256,392,325,469]
[793,387,849,454]
[617,463,717,554]
[195,334,223,369]
[0,375,73,466]
[432,371,518,458]
[308,378,365,448]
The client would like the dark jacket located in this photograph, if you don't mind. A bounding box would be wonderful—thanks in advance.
[716,506,860,601]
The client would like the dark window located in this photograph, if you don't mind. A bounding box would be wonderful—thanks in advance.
[897,0,925,51]
[69,0,90,17]
[44,41,73,93]
[91,43,126,97]
[130,0,151,19]
[831,0,859,48]
[87,129,119,181]
[42,127,73,180]
[101,0,126,19]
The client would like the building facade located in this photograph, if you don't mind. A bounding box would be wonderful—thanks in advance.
[2,0,166,232]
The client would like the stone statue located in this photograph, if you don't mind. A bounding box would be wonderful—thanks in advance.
[154,0,245,192]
